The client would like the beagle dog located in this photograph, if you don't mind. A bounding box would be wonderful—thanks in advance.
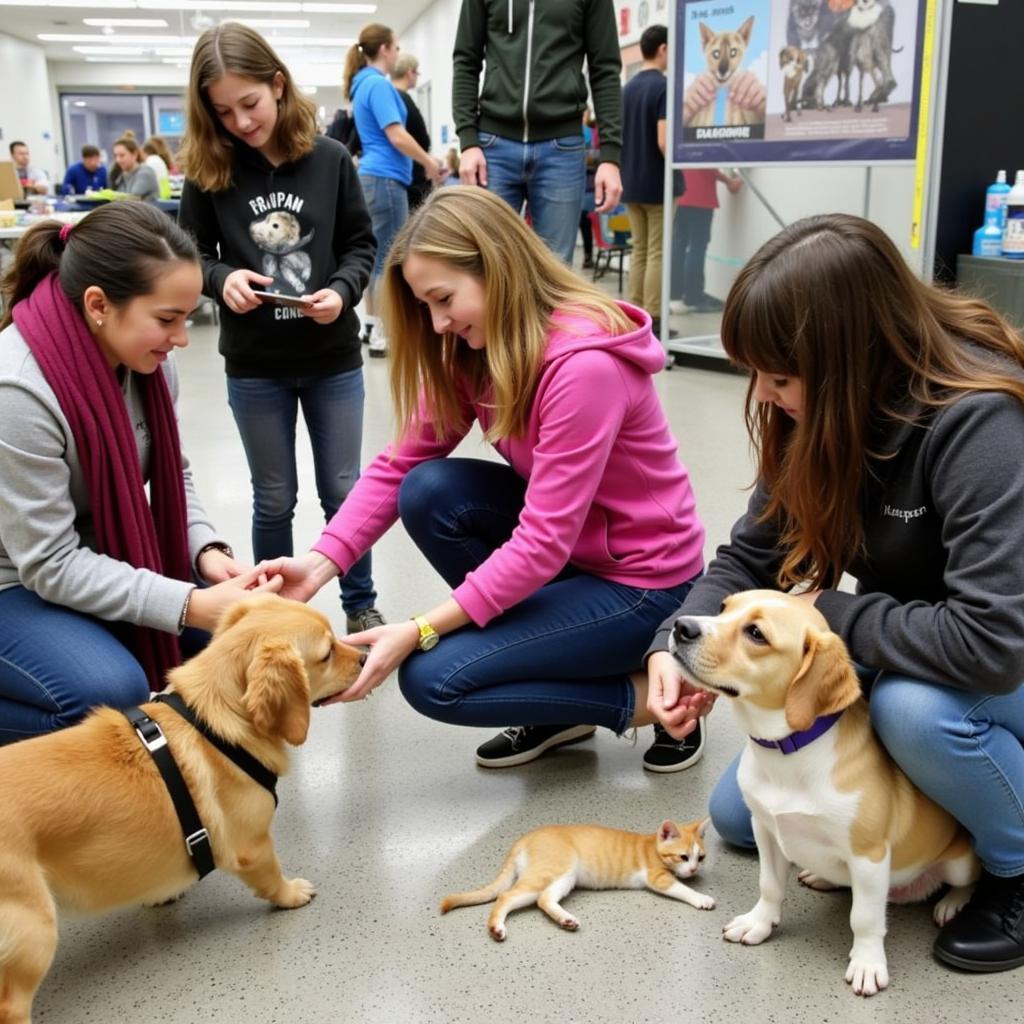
[669,590,979,997]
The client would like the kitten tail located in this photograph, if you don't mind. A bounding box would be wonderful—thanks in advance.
[440,851,519,914]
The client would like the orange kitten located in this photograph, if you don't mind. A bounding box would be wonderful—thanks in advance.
[440,818,713,941]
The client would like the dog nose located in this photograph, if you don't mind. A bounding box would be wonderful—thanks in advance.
[672,617,703,644]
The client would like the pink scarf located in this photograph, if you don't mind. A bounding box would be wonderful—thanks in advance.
[12,271,191,689]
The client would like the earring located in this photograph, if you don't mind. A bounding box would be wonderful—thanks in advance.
[95,319,103,328]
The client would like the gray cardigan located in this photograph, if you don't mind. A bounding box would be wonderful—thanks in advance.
[0,322,225,633]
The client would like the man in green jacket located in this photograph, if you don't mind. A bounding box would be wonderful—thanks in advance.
[453,0,623,264]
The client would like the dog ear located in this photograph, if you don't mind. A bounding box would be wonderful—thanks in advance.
[214,594,281,639]
[738,15,755,45]
[699,21,713,46]
[244,638,312,746]
[784,628,860,732]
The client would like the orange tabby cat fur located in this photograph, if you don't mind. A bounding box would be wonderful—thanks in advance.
[440,818,714,941]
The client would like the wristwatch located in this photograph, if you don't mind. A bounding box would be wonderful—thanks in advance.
[411,614,439,651]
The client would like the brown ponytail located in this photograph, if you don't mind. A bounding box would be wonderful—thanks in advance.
[1,203,198,330]
[343,23,394,100]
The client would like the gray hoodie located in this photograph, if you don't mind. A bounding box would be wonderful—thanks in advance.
[0,323,224,632]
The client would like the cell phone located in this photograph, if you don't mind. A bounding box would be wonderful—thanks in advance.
[251,290,312,308]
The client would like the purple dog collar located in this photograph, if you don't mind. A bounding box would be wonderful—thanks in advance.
[751,711,842,755]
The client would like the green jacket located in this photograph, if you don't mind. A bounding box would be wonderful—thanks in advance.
[452,0,622,165]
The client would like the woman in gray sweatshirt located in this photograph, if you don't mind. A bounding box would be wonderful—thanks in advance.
[112,134,159,201]
[0,203,277,744]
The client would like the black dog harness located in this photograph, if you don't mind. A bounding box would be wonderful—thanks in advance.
[122,692,279,880]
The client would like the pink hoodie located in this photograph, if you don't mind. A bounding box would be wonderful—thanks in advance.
[313,302,705,626]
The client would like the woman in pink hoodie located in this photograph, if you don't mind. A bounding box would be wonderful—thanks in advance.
[263,186,708,772]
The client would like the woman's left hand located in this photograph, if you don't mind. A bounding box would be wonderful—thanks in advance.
[324,619,422,705]
[197,547,247,583]
[301,288,343,324]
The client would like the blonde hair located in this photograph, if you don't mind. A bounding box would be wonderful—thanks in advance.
[380,186,635,443]
[343,23,394,100]
[179,22,317,192]
[392,53,419,80]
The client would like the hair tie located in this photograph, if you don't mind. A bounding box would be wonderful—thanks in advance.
[59,222,73,245]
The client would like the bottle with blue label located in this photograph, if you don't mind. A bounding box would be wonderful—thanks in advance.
[1002,170,1024,260]
[973,170,1009,257]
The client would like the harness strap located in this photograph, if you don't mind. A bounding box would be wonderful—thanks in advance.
[154,692,278,806]
[121,705,216,879]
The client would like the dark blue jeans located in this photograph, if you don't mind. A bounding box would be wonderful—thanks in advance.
[396,459,696,733]
[227,369,376,616]
[671,205,714,306]
[0,585,207,745]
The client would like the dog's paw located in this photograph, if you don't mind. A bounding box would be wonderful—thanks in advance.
[274,877,316,909]
[845,956,889,997]
[489,923,507,942]
[797,869,842,892]
[722,911,775,945]
[933,884,974,926]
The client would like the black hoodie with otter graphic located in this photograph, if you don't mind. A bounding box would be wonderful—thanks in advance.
[179,135,375,378]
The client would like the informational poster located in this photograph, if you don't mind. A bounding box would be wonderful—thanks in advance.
[673,0,928,165]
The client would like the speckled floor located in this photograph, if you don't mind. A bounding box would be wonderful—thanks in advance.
[31,299,1020,1023]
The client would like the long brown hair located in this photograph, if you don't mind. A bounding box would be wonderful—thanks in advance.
[723,212,1024,591]
[343,23,394,100]
[143,134,174,167]
[380,186,634,444]
[179,22,317,192]
[1,203,197,330]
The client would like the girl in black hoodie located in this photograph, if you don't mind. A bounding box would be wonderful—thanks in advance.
[178,23,384,634]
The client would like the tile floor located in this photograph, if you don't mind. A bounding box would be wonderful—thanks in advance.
[33,305,1019,1023]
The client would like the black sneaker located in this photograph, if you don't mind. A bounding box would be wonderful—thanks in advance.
[346,607,386,634]
[475,724,596,768]
[642,720,706,773]
[934,869,1024,972]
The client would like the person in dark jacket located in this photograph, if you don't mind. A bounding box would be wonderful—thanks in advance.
[61,144,107,196]
[391,53,433,211]
[178,22,385,634]
[646,213,1024,975]
[452,0,623,263]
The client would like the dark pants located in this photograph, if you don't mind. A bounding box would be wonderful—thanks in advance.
[671,206,714,306]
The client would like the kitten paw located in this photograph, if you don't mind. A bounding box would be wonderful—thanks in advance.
[559,915,580,931]
[690,893,715,911]
[273,877,316,909]
[489,924,507,942]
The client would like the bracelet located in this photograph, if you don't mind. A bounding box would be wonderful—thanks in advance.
[196,541,234,561]
[178,588,194,635]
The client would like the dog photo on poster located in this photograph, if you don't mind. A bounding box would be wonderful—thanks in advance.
[675,0,927,165]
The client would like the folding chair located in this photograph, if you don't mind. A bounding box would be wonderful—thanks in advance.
[588,211,631,293]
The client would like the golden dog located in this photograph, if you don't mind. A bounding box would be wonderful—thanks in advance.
[669,590,980,997]
[0,594,363,1023]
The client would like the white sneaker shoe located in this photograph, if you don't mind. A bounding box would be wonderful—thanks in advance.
[368,322,387,358]
[668,300,688,315]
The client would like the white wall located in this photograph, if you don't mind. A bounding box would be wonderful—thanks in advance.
[0,32,61,183]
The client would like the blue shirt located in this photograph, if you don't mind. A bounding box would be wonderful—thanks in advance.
[620,69,667,205]
[350,66,411,185]
[61,161,107,196]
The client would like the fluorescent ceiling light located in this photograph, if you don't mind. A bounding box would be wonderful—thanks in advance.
[83,17,167,25]
[40,33,197,43]
[84,55,150,61]
[73,45,147,54]
[230,18,311,28]
[301,3,376,11]
[153,46,194,55]
[73,100,88,106]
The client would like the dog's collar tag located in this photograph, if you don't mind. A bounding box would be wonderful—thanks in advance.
[751,711,842,755]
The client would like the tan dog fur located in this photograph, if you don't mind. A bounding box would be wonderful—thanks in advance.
[687,17,765,128]
[0,595,363,1023]
[669,590,980,997]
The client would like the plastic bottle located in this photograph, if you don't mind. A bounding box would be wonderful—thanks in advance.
[973,170,1011,257]
[1001,170,1024,260]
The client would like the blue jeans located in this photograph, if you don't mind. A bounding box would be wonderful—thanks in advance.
[0,586,207,745]
[671,206,714,306]
[227,370,376,616]
[478,132,586,264]
[395,459,696,732]
[360,173,409,286]
[708,669,1024,876]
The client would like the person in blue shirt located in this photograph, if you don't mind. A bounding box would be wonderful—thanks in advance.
[61,145,107,196]
[343,23,442,357]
